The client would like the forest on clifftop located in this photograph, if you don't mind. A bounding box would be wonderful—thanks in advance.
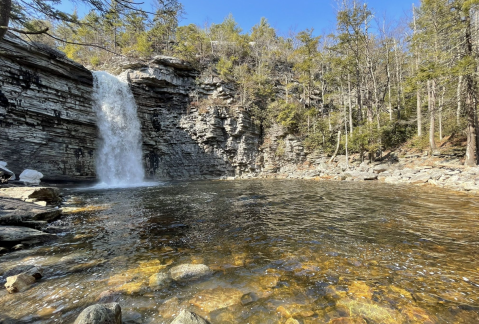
[2,0,479,165]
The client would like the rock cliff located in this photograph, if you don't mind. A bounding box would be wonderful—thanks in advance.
[0,33,96,182]
[0,35,262,181]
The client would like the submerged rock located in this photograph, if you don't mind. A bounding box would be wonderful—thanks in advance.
[329,317,367,324]
[74,303,121,324]
[169,264,212,282]
[170,310,210,324]
[149,272,171,288]
[189,287,244,314]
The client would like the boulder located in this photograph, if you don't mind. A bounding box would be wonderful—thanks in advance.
[0,226,56,244]
[5,273,36,293]
[0,198,62,226]
[170,310,210,324]
[0,162,15,183]
[169,264,213,283]
[19,169,43,186]
[0,187,62,205]
[74,303,121,324]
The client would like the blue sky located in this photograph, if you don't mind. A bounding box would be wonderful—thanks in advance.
[60,0,420,35]
[175,0,420,36]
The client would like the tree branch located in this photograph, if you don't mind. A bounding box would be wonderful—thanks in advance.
[0,26,49,34]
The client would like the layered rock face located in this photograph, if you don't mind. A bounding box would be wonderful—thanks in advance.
[0,35,262,181]
[121,58,261,179]
[0,33,96,181]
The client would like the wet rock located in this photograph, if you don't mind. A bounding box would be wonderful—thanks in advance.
[170,310,210,324]
[0,226,56,244]
[19,170,43,186]
[148,272,171,288]
[5,273,37,293]
[348,281,373,300]
[0,187,62,205]
[74,303,121,324]
[284,319,300,324]
[241,292,258,305]
[336,299,403,324]
[169,263,213,282]
[0,198,62,226]
[97,290,121,303]
[189,287,243,314]
[158,297,183,320]
[329,317,367,324]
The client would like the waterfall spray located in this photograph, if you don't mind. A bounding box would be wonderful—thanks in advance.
[92,71,146,188]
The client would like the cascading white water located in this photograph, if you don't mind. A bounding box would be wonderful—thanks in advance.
[92,71,146,188]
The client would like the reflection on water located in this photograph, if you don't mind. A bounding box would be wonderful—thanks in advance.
[1,180,479,323]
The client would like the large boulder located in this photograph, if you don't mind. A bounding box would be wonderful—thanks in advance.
[169,264,213,283]
[0,226,56,244]
[170,310,210,324]
[19,169,43,186]
[74,303,121,324]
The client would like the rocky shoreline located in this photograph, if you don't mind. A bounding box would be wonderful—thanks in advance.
[0,186,62,254]
[232,154,479,195]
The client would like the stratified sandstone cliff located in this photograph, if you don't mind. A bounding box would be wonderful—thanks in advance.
[0,34,263,181]
[0,33,96,182]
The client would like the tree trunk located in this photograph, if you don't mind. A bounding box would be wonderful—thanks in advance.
[348,73,353,137]
[464,10,478,166]
[329,131,342,164]
[439,86,445,141]
[428,80,437,151]
[457,75,463,126]
[0,0,11,40]
[417,83,422,137]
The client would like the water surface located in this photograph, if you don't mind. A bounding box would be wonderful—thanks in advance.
[1,180,479,323]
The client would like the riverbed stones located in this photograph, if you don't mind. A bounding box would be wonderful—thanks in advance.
[169,264,212,282]
[74,303,121,324]
[189,287,243,314]
[170,310,210,324]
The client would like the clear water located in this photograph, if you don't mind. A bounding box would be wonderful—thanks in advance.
[92,72,146,188]
[1,180,479,323]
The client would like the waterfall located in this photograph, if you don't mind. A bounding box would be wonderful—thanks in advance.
[92,71,146,188]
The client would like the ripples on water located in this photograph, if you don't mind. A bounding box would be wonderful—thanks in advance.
[1,180,479,323]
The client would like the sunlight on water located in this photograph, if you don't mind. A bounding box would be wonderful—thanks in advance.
[1,180,479,324]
